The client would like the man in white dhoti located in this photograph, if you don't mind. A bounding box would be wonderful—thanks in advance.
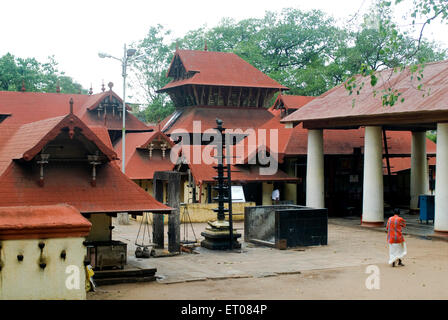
[386,209,407,267]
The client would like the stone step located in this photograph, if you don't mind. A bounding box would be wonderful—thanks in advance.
[93,267,157,279]
[94,275,156,286]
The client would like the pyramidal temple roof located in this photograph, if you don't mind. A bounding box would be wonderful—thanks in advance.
[159,50,289,92]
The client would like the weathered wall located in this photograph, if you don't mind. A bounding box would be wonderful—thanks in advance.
[181,202,255,222]
[134,202,255,224]
[262,182,274,205]
[284,159,298,204]
[0,237,87,300]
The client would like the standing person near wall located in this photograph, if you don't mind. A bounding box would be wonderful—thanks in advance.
[386,208,407,267]
[272,185,280,205]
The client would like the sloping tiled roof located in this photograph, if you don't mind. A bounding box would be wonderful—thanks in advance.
[385,156,437,175]
[179,145,296,184]
[188,161,297,184]
[159,50,288,91]
[0,91,148,131]
[163,106,275,134]
[0,114,118,176]
[0,204,92,240]
[0,111,171,214]
[240,117,437,164]
[270,94,316,111]
[89,126,114,149]
[0,162,171,213]
[114,131,176,180]
[281,59,448,127]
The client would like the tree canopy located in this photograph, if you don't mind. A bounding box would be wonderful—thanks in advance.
[0,53,86,94]
[129,3,447,123]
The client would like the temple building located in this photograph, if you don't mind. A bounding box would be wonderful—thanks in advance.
[115,48,435,218]
[0,88,171,275]
[281,59,448,232]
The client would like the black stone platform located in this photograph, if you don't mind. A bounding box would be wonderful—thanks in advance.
[201,229,241,250]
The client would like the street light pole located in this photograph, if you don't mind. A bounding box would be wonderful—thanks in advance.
[121,43,127,174]
[99,43,139,174]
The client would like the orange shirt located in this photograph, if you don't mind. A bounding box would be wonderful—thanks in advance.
[386,215,406,243]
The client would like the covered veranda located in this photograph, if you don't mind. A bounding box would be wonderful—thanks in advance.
[282,60,448,235]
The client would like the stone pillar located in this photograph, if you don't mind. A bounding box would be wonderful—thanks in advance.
[362,126,384,226]
[435,123,448,233]
[152,180,164,249]
[306,129,324,208]
[410,131,429,210]
[167,173,181,253]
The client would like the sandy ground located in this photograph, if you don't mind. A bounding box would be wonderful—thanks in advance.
[88,221,448,300]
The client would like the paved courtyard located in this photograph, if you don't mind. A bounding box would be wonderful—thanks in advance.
[88,215,448,299]
[93,212,445,281]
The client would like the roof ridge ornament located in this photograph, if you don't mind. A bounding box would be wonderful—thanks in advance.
[101,80,105,92]
[89,84,93,95]
[204,39,208,51]
[21,80,26,92]
[108,82,114,91]
[56,80,61,93]
[69,97,74,114]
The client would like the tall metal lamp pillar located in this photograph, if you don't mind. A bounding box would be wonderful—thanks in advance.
[200,119,241,250]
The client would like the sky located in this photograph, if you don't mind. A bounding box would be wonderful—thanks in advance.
[1,0,448,102]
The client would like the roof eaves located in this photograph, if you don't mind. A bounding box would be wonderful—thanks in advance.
[21,114,118,162]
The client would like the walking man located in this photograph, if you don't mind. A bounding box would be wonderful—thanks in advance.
[386,208,407,267]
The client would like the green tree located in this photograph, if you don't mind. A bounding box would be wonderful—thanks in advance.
[0,53,85,94]
[346,0,448,106]
[131,5,447,120]
[128,25,175,123]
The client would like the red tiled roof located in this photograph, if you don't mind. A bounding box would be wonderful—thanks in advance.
[163,106,275,134]
[240,119,437,164]
[89,126,114,149]
[385,156,437,174]
[159,50,288,92]
[0,114,118,176]
[114,131,176,180]
[270,94,316,111]
[0,161,171,213]
[281,59,448,126]
[0,204,92,240]
[188,162,297,184]
[179,145,296,184]
[0,112,171,214]
[0,91,148,131]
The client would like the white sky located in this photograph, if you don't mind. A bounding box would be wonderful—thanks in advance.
[1,0,447,102]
